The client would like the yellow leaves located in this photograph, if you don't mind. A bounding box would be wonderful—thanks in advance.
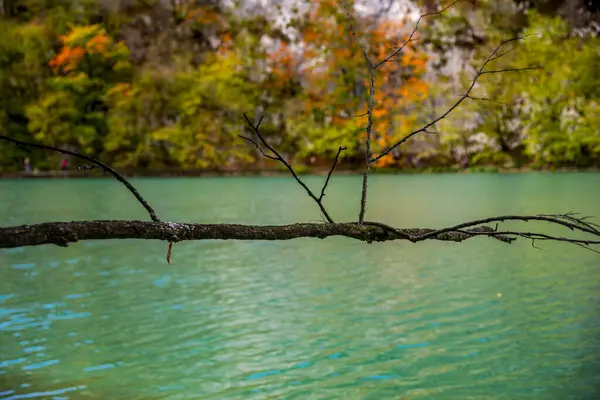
[59,24,100,46]
[106,83,132,98]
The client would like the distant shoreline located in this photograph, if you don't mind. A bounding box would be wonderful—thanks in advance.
[1,166,599,179]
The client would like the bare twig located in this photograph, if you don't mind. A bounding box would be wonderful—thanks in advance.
[480,67,540,75]
[371,37,541,163]
[339,0,462,222]
[238,134,278,160]
[466,95,505,106]
[0,135,179,262]
[339,0,373,69]
[319,146,347,201]
[358,67,376,223]
[374,0,461,69]
[240,114,339,223]
[411,214,600,242]
[457,230,600,246]
[339,0,375,223]
[0,135,159,222]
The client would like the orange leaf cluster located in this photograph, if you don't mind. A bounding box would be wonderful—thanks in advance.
[49,46,86,73]
[85,33,110,54]
[218,33,233,55]
[48,25,126,75]
[268,42,299,86]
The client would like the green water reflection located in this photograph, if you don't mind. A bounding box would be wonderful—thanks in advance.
[1,173,599,399]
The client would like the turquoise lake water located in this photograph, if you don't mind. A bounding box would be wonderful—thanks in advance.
[1,173,599,399]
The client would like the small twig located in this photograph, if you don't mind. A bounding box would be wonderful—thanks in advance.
[453,230,600,246]
[167,242,173,265]
[78,164,99,171]
[358,67,375,223]
[339,0,376,223]
[241,114,336,223]
[374,0,461,69]
[238,134,278,160]
[573,243,600,255]
[548,212,600,231]
[0,135,160,222]
[339,0,373,69]
[466,95,505,106]
[412,214,600,242]
[319,146,347,201]
[488,34,536,61]
[480,66,541,75]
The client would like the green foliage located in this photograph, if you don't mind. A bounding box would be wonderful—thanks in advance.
[106,51,258,169]
[0,19,53,170]
[432,9,599,169]
[514,14,600,166]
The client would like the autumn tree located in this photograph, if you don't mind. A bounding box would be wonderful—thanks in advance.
[26,24,131,159]
[264,0,430,168]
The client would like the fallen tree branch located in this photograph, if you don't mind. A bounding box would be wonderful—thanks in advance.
[0,220,528,248]
[1,215,599,251]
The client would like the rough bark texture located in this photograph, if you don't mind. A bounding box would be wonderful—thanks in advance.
[0,220,507,249]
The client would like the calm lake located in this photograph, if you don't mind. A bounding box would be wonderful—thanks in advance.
[1,173,599,399]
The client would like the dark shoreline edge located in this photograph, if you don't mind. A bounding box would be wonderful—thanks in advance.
[1,166,599,179]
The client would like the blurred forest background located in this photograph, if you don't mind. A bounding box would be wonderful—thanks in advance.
[0,0,599,173]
